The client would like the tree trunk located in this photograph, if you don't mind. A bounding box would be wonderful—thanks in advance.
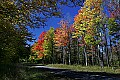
[51,41,54,64]
[77,40,80,64]
[68,34,71,65]
[68,52,71,65]
[98,45,103,68]
[117,46,120,66]
[105,44,109,67]
[101,46,104,67]
[109,36,113,66]
[91,46,94,66]
[63,47,66,64]
[84,45,88,66]
[92,51,94,66]
[103,25,109,67]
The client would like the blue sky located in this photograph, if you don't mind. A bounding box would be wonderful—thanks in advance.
[28,6,80,45]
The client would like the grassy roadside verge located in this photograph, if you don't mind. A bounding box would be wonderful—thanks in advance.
[0,63,27,80]
[46,64,120,74]
[0,63,54,80]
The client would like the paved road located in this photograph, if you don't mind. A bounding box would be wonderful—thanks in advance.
[28,65,120,80]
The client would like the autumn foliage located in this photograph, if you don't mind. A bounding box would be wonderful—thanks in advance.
[31,32,46,59]
[54,20,69,47]
[30,0,120,67]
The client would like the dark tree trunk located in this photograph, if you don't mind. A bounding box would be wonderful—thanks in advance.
[62,47,66,64]
[77,39,80,64]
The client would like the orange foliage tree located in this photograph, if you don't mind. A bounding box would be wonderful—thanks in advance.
[30,31,46,61]
[54,20,69,47]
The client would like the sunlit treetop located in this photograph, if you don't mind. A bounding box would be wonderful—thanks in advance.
[43,27,54,56]
[73,0,102,45]
[31,31,46,59]
[38,31,46,40]
[54,20,69,47]
[103,0,120,18]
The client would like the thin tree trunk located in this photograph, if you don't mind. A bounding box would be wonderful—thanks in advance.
[117,46,120,66]
[62,47,64,64]
[63,47,66,64]
[51,41,54,64]
[91,46,94,66]
[109,36,113,66]
[103,25,109,67]
[68,34,71,65]
[105,43,109,67]
[118,43,120,67]
[84,45,87,66]
[92,51,94,66]
[68,41,71,65]
[98,45,103,68]
[68,52,71,65]
[101,46,104,67]
[60,47,62,64]
[77,39,80,64]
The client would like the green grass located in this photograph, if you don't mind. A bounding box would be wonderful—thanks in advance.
[1,63,119,80]
[0,63,65,80]
[47,64,120,74]
[0,63,27,80]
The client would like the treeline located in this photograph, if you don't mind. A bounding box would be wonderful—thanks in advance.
[30,0,120,67]
[0,0,84,64]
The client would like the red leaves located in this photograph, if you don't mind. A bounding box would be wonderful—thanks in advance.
[38,31,46,40]
[37,31,46,50]
[38,53,44,58]
[38,39,44,45]
[31,31,46,59]
[109,9,120,18]
[106,0,120,18]
[54,20,69,47]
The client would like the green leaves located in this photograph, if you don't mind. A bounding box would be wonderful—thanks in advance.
[73,0,102,45]
[108,18,118,31]
[43,27,54,56]
[30,27,55,61]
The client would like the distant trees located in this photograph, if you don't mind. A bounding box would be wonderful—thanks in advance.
[43,27,54,63]
[30,32,46,63]
[73,0,102,66]
[30,0,120,67]
[54,20,70,64]
[0,0,84,63]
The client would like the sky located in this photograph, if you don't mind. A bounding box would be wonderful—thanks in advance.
[28,6,80,45]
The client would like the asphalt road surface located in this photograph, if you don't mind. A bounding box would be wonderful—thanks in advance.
[28,65,120,80]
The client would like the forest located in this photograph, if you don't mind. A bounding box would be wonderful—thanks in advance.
[30,0,120,68]
[0,0,120,79]
[0,0,120,67]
